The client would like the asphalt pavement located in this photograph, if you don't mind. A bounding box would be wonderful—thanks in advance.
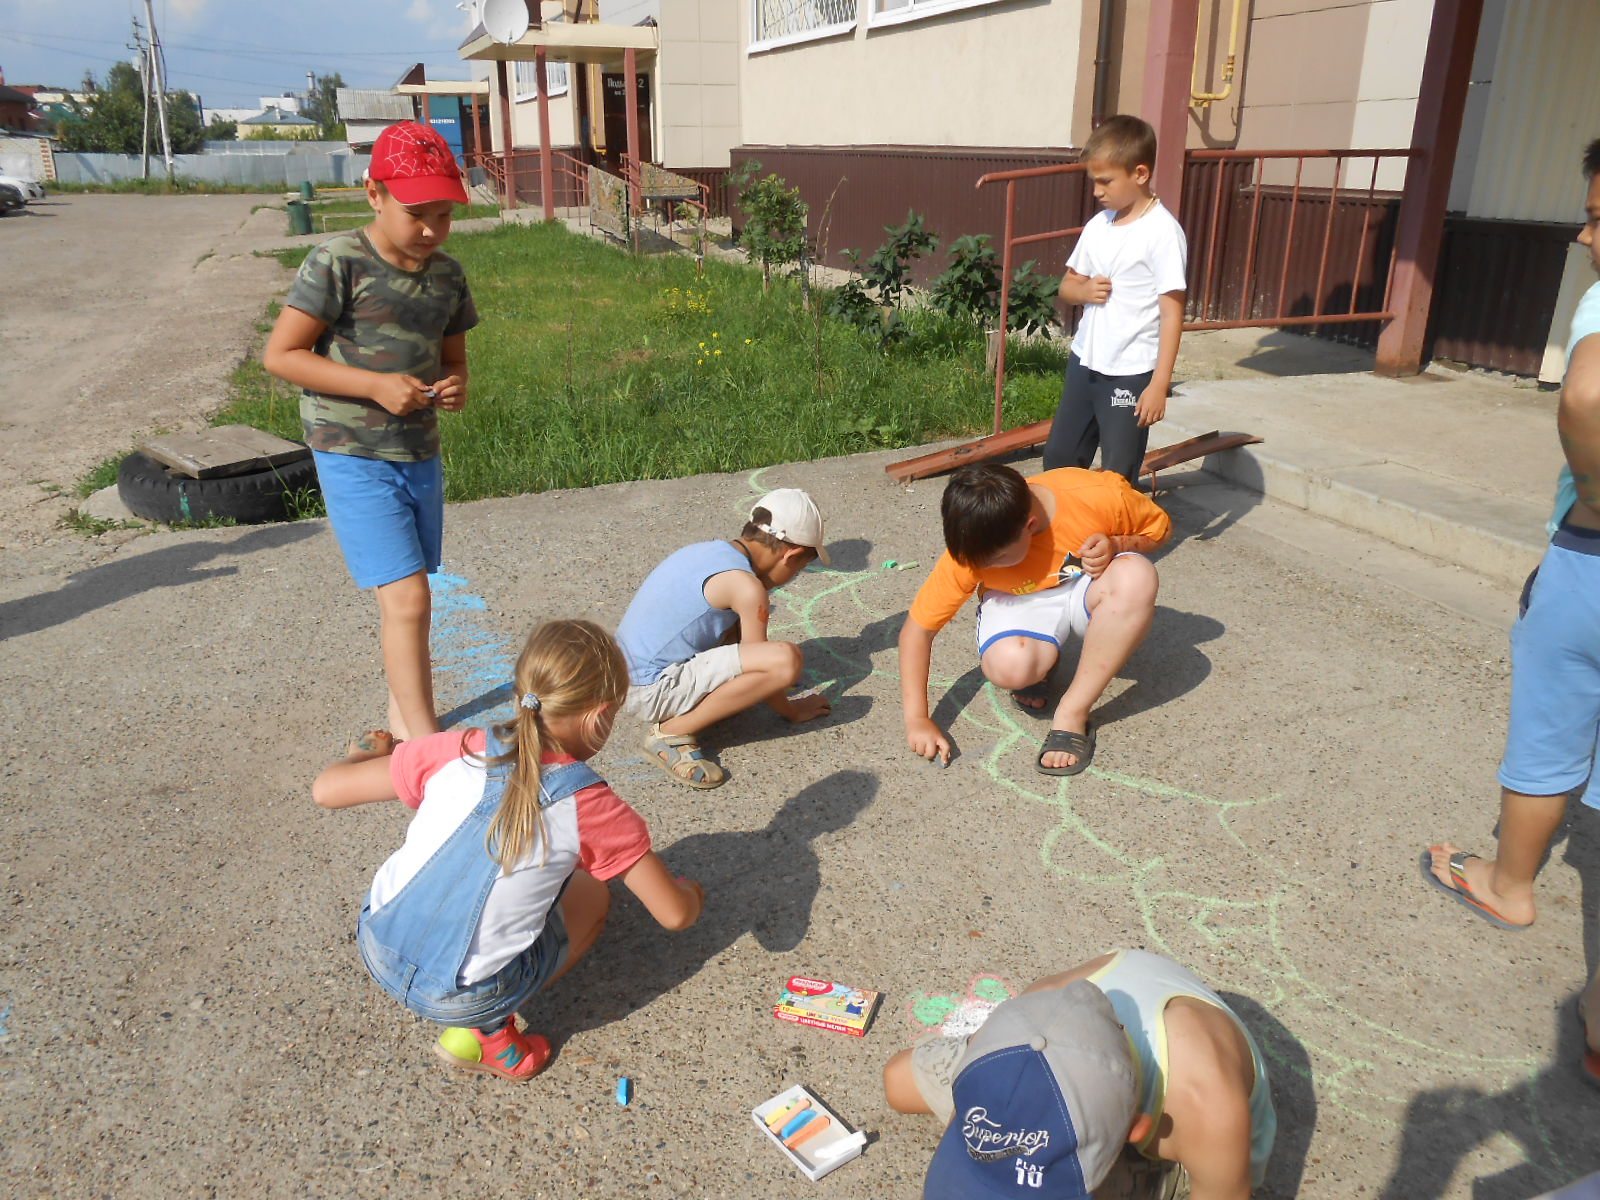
[3,443,1597,1199]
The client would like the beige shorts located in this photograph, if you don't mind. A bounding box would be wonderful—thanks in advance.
[623,644,743,724]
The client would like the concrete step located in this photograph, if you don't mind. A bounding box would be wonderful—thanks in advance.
[1159,369,1561,589]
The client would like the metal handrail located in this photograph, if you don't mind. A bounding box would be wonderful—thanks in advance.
[976,148,1420,438]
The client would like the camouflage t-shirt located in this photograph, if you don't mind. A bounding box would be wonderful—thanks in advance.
[285,230,479,461]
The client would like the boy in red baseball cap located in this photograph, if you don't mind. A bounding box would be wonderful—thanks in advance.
[264,121,477,741]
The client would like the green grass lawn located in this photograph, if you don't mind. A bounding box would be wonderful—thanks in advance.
[305,198,500,234]
[212,221,1070,504]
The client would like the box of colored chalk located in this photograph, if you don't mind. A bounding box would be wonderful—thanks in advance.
[773,976,882,1038]
[752,1084,867,1182]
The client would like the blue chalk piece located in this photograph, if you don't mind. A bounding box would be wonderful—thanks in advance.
[616,1077,632,1106]
[780,1109,817,1140]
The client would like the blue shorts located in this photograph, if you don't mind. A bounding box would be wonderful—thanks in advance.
[356,902,571,1030]
[312,451,444,589]
[1499,528,1600,806]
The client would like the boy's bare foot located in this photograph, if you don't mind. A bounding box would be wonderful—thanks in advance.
[1012,681,1049,710]
[1040,702,1093,771]
[1422,843,1535,927]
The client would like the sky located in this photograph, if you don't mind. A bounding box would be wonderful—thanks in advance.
[0,0,481,108]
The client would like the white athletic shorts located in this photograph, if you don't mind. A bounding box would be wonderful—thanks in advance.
[975,572,1096,655]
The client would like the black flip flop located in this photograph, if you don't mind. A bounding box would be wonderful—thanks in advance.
[1037,726,1094,776]
[1012,681,1051,714]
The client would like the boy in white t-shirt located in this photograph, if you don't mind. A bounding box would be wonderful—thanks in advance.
[1044,115,1188,483]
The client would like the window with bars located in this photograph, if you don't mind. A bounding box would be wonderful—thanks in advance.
[751,0,857,47]
[870,0,1010,28]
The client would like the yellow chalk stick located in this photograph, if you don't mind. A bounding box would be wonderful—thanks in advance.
[764,1097,808,1132]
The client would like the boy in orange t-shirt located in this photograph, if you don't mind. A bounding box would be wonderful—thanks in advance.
[899,463,1171,774]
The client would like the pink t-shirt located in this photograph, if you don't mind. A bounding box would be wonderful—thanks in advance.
[368,730,651,983]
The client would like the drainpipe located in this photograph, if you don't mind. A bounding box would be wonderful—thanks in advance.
[1092,0,1115,128]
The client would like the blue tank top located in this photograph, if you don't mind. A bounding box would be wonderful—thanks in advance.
[616,540,753,686]
[1088,949,1277,1186]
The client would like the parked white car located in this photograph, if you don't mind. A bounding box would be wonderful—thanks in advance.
[0,174,45,202]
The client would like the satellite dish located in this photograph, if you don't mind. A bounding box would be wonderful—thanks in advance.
[482,0,530,42]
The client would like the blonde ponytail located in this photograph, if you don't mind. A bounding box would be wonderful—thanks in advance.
[480,619,628,871]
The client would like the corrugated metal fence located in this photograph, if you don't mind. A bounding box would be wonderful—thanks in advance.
[55,145,368,187]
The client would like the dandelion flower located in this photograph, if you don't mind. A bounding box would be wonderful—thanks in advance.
[698,341,706,349]
[697,358,704,366]
[712,332,719,339]
[744,338,753,344]
[714,349,722,357]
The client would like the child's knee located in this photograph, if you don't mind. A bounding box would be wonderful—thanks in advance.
[1103,555,1158,604]
[982,640,1054,690]
[749,639,803,683]
[375,572,432,623]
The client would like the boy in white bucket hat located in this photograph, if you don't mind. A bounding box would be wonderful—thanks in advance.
[616,489,832,788]
[886,949,1277,1199]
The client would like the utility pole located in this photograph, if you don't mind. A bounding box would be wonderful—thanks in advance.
[143,0,174,182]
[130,17,151,178]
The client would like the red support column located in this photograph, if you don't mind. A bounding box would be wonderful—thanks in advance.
[535,47,556,221]
[624,47,642,217]
[421,91,432,126]
[496,60,516,211]
[1140,0,1200,212]
[1374,0,1484,377]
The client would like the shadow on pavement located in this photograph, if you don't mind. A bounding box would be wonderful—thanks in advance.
[1374,991,1600,1200]
[0,523,318,641]
[1377,804,1600,1199]
[533,769,878,1042]
[1156,465,1266,546]
[1218,992,1317,1200]
[1060,605,1223,732]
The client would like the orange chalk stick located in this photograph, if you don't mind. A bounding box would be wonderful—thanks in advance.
[785,1115,831,1150]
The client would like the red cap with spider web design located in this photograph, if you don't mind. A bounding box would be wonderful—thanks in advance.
[369,121,469,205]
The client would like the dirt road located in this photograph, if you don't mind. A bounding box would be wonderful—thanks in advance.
[0,193,287,552]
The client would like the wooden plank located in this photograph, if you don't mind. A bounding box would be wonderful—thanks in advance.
[883,420,1052,482]
[139,425,309,479]
[884,427,1262,484]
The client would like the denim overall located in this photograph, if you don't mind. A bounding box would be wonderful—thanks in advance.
[356,730,601,1029]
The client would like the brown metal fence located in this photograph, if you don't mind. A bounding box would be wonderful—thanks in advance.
[1180,150,1413,339]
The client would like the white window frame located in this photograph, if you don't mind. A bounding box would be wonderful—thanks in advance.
[747,0,858,55]
[512,12,570,100]
[868,0,1012,32]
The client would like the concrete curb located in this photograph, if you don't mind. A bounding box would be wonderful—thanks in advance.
[1163,418,1545,589]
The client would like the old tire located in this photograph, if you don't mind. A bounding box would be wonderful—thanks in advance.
[117,451,319,525]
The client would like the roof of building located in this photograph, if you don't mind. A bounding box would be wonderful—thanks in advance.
[335,89,412,122]
[240,106,315,126]
[0,85,36,106]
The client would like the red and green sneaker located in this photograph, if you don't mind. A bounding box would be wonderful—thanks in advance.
[434,1020,551,1081]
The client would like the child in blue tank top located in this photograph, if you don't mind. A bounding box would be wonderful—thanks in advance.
[311,619,705,1080]
[615,488,833,789]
